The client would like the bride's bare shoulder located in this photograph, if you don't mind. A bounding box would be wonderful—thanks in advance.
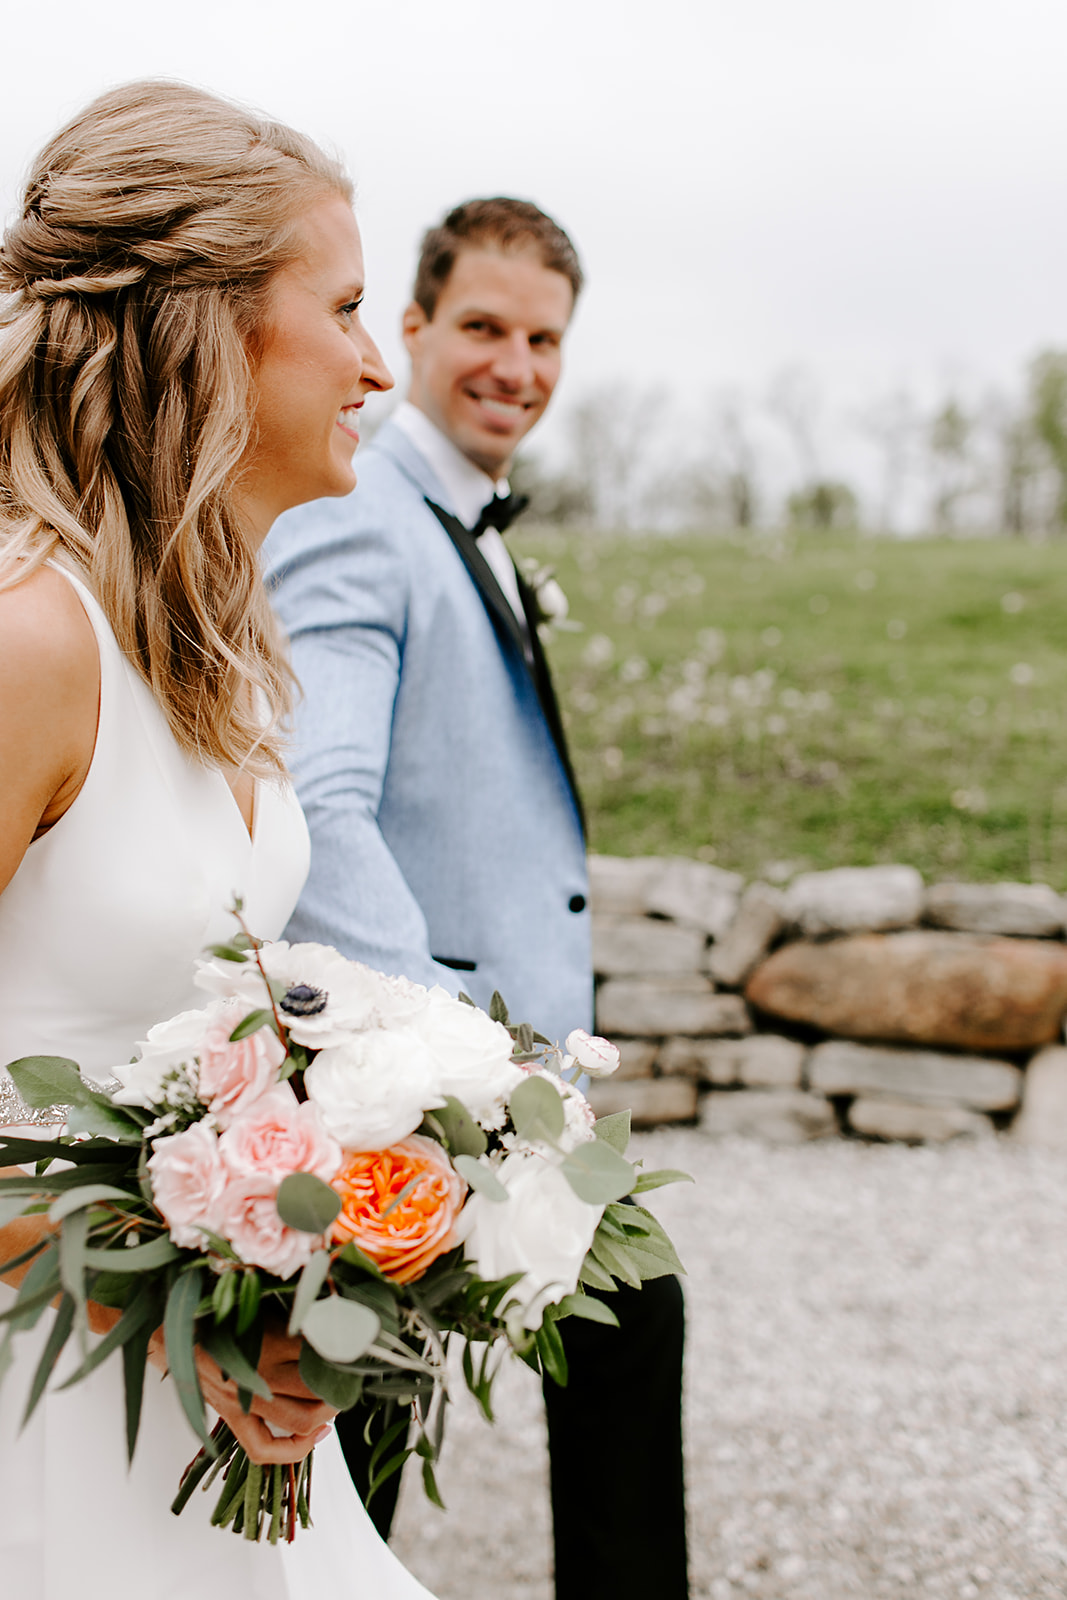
[0,562,98,689]
[0,564,100,887]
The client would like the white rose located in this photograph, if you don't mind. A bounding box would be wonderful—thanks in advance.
[304,1027,443,1150]
[111,1004,221,1107]
[458,1151,603,1329]
[405,990,524,1124]
[565,1030,620,1078]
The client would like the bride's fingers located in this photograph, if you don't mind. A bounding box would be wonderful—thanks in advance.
[216,1401,334,1465]
[193,1345,337,1440]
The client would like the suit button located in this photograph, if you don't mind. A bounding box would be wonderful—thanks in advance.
[569,894,586,913]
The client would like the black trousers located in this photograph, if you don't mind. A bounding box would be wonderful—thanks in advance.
[335,1273,689,1600]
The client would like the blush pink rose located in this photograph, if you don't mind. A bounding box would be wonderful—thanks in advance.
[219,1089,341,1185]
[148,1122,227,1249]
[197,1005,287,1124]
[217,1176,317,1280]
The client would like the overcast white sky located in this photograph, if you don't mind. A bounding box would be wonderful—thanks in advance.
[1,0,1064,475]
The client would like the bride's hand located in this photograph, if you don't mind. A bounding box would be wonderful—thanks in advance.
[147,1320,338,1465]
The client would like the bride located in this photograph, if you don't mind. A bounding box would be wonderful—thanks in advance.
[0,80,438,1600]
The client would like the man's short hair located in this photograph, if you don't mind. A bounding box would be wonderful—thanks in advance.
[413,197,583,320]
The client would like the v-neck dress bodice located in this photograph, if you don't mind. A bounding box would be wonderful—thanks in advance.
[0,566,437,1600]
[0,566,309,1079]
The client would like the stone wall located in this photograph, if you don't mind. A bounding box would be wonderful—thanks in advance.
[586,857,1067,1145]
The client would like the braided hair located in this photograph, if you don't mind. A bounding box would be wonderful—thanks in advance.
[0,79,351,774]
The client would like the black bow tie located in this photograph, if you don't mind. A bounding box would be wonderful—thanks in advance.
[470,492,529,538]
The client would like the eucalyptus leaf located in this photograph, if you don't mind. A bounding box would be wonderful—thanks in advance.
[201,1326,273,1402]
[236,1269,261,1337]
[432,1096,488,1159]
[211,1270,238,1324]
[300,1296,380,1364]
[207,942,249,963]
[122,1317,153,1463]
[0,1194,41,1229]
[454,1155,508,1202]
[287,1250,331,1336]
[590,1231,642,1289]
[229,1008,278,1043]
[630,1167,694,1194]
[84,1234,179,1272]
[509,1075,566,1144]
[164,1267,214,1452]
[276,1172,342,1234]
[535,1316,568,1387]
[489,991,510,1025]
[64,1097,143,1143]
[21,1292,75,1427]
[57,1283,160,1391]
[6,1055,89,1109]
[58,1207,89,1306]
[552,1291,620,1327]
[560,1139,635,1206]
[593,1110,632,1155]
[48,1184,134,1224]
[618,1242,681,1281]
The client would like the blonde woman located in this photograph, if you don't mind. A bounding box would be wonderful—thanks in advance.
[0,81,439,1600]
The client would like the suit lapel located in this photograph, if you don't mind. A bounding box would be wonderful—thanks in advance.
[425,497,585,834]
[513,566,586,833]
[424,497,531,665]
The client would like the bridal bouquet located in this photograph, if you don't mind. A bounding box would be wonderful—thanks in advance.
[0,912,687,1543]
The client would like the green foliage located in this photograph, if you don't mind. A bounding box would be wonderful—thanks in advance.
[275,1172,342,1234]
[513,528,1067,882]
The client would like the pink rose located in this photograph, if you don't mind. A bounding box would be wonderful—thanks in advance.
[219,1089,341,1186]
[148,1122,227,1249]
[217,1177,317,1280]
[197,1005,287,1124]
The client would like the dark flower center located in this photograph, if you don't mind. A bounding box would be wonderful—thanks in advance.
[280,983,328,1017]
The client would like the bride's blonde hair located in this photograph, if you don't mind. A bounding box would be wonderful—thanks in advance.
[0,80,352,774]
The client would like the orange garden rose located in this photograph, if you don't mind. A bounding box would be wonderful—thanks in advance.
[330,1134,467,1283]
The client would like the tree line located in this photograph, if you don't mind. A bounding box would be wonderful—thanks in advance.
[513,349,1067,536]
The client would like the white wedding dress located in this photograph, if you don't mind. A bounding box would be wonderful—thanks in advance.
[0,567,437,1599]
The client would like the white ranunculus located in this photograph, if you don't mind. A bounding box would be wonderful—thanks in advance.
[565,1029,621,1078]
[405,990,523,1124]
[110,1004,220,1107]
[304,1027,443,1150]
[195,941,393,1048]
[458,1151,604,1329]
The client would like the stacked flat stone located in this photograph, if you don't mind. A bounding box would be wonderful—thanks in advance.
[587,855,1067,1146]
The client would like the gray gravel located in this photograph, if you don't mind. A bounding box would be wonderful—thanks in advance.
[390,1130,1067,1599]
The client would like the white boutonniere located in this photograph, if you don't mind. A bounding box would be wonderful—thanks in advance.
[517,558,581,640]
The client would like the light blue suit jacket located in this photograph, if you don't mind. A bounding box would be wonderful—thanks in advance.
[263,421,593,1045]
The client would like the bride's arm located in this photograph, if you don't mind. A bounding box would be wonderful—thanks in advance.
[0,567,101,1280]
[0,574,334,1462]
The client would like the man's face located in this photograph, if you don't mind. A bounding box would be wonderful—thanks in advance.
[403,246,574,477]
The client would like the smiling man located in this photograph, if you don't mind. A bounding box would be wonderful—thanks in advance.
[264,199,688,1600]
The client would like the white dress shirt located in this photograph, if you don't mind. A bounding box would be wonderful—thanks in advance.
[390,402,530,641]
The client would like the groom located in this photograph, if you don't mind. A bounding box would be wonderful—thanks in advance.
[264,198,688,1600]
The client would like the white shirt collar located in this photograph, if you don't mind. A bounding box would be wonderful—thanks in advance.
[391,400,508,529]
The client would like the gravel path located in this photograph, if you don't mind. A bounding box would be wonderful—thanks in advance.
[390,1130,1067,1599]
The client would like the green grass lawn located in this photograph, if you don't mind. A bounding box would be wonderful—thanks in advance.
[512,528,1067,886]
